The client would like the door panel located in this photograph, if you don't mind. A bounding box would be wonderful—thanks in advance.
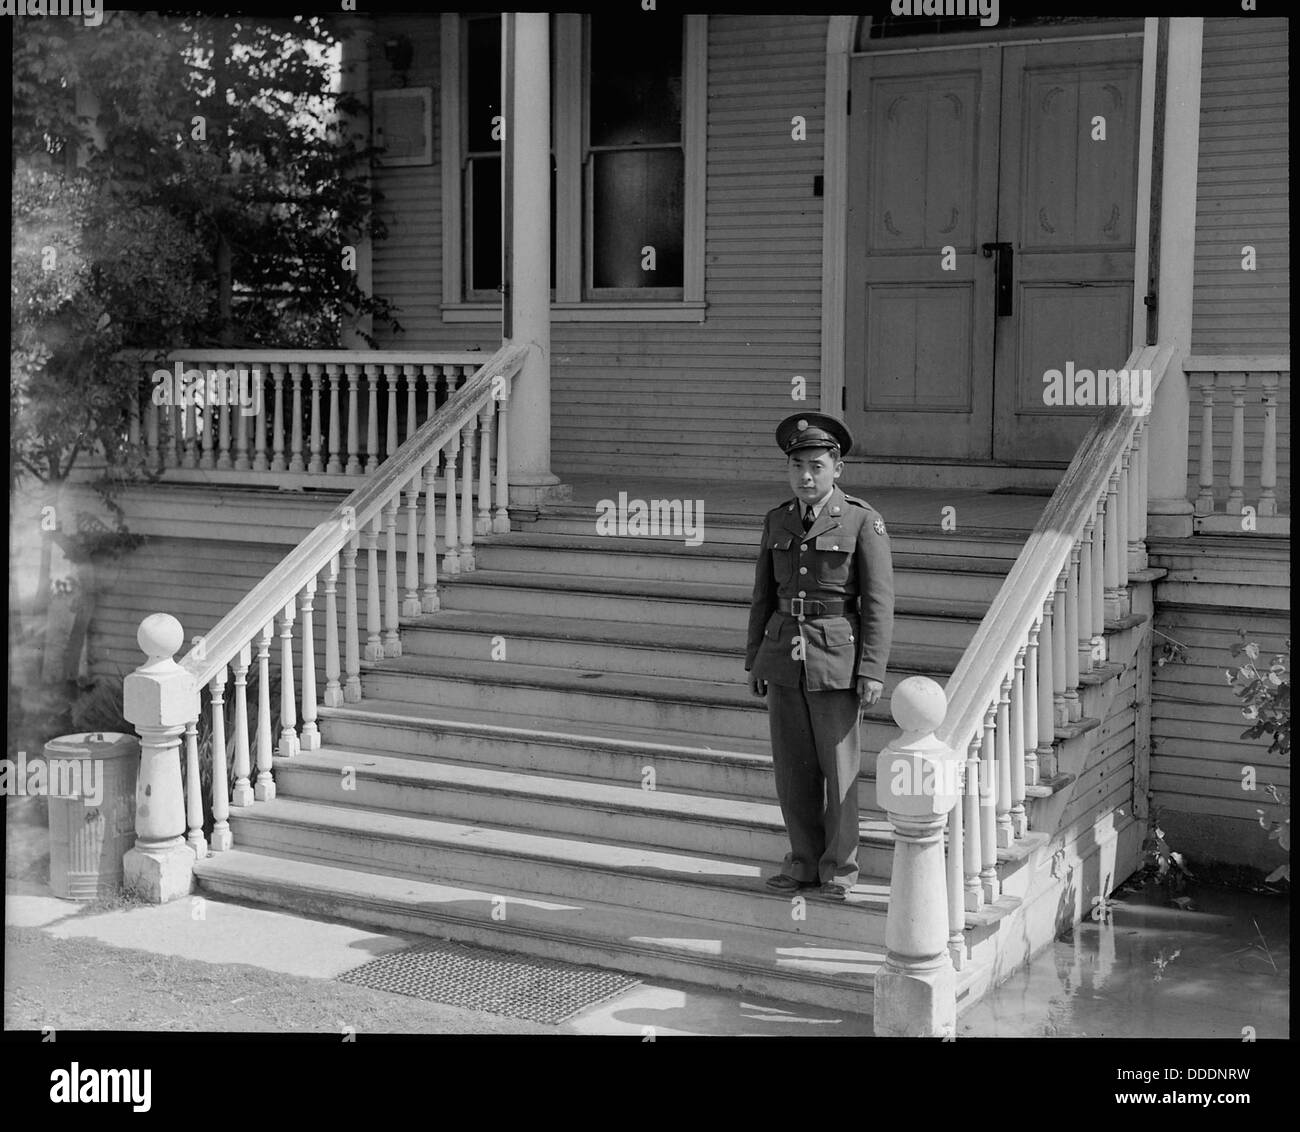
[992,38,1143,461]
[846,48,1001,459]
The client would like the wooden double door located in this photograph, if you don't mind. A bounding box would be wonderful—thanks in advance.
[845,36,1143,463]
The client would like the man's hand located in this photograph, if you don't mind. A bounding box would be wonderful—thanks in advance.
[857,677,883,706]
[749,676,768,698]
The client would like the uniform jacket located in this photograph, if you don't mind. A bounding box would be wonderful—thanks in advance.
[745,486,895,691]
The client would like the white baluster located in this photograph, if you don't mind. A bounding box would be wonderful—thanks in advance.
[269,363,287,472]
[183,720,207,857]
[288,363,306,473]
[1037,595,1057,780]
[383,495,401,656]
[346,363,362,475]
[978,700,999,901]
[216,376,232,469]
[307,362,324,474]
[443,431,461,575]
[477,401,495,535]
[277,598,299,758]
[1078,519,1095,674]
[1010,647,1027,838]
[326,364,344,474]
[233,370,251,471]
[1092,495,1107,661]
[1051,570,1069,730]
[209,667,231,851]
[423,453,442,613]
[1117,449,1131,616]
[1024,619,1041,788]
[1259,373,1279,516]
[183,395,199,468]
[299,579,320,751]
[1194,374,1216,514]
[460,417,477,570]
[493,387,511,533]
[199,373,216,470]
[1104,465,1122,621]
[323,554,343,707]
[365,514,383,660]
[404,474,423,617]
[404,364,419,445]
[230,643,253,806]
[947,768,965,970]
[995,671,1013,848]
[1226,371,1247,514]
[962,733,983,911]
[1127,423,1144,569]
[365,363,380,473]
[342,534,362,700]
[385,363,400,461]
[254,621,276,801]
[252,369,269,472]
[1064,547,1081,722]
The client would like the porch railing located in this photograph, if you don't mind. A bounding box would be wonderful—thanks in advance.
[120,349,491,489]
[874,342,1175,1037]
[119,343,526,892]
[1184,355,1290,532]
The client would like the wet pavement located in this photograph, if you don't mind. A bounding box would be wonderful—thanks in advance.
[959,878,1289,1039]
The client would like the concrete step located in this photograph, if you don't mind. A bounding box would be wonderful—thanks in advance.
[397,609,965,684]
[226,798,892,945]
[436,569,986,645]
[271,747,897,874]
[192,848,882,1014]
[359,654,913,745]
[472,533,1011,604]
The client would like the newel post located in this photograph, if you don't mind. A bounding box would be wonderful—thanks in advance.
[873,676,962,1038]
[122,613,199,903]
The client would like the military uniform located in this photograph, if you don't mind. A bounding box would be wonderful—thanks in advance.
[746,414,895,895]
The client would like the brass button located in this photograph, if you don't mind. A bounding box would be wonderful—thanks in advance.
[801,544,808,552]
[799,567,807,574]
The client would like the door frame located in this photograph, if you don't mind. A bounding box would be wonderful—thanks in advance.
[820,16,1161,459]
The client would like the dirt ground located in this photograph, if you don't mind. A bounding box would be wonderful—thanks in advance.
[4,925,557,1036]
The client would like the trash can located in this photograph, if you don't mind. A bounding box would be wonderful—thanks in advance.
[45,732,140,901]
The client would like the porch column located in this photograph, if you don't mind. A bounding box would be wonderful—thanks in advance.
[1145,18,1203,538]
[338,18,374,350]
[503,13,570,508]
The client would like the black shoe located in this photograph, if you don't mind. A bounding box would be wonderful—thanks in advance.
[765,874,817,892]
[818,882,850,901]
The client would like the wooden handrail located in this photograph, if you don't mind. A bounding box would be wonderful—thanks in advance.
[1183,355,1289,374]
[936,343,1175,757]
[178,342,528,688]
[116,348,491,366]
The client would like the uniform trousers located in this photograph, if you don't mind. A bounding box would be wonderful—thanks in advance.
[765,676,862,888]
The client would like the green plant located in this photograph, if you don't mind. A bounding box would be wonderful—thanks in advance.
[1228,633,1290,885]
[1141,815,1193,894]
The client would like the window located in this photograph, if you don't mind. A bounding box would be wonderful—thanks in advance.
[441,12,706,322]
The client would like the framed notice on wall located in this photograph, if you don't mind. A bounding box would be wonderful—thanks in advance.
[372,87,434,166]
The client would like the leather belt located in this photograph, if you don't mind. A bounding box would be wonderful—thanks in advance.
[778,596,859,619]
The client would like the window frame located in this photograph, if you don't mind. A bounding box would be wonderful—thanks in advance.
[440,12,706,323]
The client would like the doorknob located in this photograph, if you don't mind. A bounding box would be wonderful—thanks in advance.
[981,241,1013,317]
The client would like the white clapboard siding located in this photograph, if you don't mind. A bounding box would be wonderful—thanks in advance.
[1191,17,1290,354]
[1150,605,1291,868]
[367,14,833,479]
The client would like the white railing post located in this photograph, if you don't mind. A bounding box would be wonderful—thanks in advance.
[1258,373,1279,516]
[477,401,495,536]
[307,362,324,474]
[1226,371,1247,514]
[122,613,197,902]
[183,721,206,859]
[270,362,287,473]
[874,677,960,1038]
[1037,593,1057,779]
[443,431,462,574]
[278,598,299,758]
[978,700,999,901]
[342,533,362,700]
[460,417,477,570]
[209,667,232,851]
[254,621,276,800]
[1064,545,1082,721]
[364,515,384,660]
[323,554,344,708]
[962,733,983,911]
[230,644,253,806]
[1010,647,1027,838]
[345,363,362,475]
[493,386,511,533]
[422,454,442,613]
[1024,618,1041,787]
[383,494,402,656]
[327,364,344,474]
[1091,495,1108,662]
[1078,520,1095,674]
[299,578,320,751]
[995,671,1013,848]
[365,362,381,473]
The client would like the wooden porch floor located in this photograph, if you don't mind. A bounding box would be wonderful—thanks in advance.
[550,474,1053,534]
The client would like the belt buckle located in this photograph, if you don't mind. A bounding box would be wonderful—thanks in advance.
[790,596,805,619]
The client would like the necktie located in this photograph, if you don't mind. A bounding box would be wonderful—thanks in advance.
[802,505,814,532]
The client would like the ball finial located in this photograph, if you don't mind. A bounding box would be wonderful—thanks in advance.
[890,675,947,734]
[137,613,184,661]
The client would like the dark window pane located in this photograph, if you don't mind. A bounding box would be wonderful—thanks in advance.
[591,149,683,288]
[466,16,502,153]
[590,15,682,147]
[468,155,501,293]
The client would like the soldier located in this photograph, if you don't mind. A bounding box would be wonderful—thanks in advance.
[745,412,895,901]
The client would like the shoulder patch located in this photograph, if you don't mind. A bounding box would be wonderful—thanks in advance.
[873,517,887,536]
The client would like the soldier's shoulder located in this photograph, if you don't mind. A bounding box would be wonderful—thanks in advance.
[766,497,798,517]
[840,493,879,513]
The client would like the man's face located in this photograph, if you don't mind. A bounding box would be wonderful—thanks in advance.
[787,447,842,504]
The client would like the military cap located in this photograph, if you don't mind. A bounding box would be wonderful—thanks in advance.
[775,412,853,459]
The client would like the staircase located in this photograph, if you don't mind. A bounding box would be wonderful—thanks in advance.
[192,500,1032,1018]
